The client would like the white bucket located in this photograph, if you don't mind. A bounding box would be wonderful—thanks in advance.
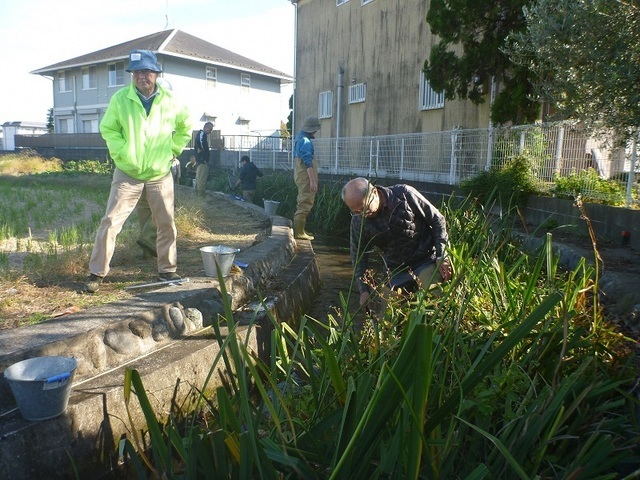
[4,356,77,421]
[263,200,280,215]
[200,245,240,277]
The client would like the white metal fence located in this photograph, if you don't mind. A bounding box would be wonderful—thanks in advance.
[225,122,638,208]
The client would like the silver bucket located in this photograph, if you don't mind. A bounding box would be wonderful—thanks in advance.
[200,245,240,277]
[263,200,280,215]
[4,356,77,421]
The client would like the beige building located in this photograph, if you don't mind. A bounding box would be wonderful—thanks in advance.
[291,0,492,138]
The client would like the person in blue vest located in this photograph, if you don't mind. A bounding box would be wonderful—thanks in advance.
[292,116,321,240]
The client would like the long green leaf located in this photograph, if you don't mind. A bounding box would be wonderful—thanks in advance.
[458,417,531,480]
[331,323,431,479]
[424,292,563,434]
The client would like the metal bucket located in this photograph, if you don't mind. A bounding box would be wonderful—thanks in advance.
[264,200,280,215]
[200,245,240,277]
[4,356,77,421]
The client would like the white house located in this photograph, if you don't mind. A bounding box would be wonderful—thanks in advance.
[31,29,293,140]
[1,121,48,151]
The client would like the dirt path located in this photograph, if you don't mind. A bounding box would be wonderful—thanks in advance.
[0,191,270,330]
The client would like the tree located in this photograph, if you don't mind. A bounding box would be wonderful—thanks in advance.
[424,0,540,125]
[505,0,640,141]
[286,94,293,137]
[46,108,54,133]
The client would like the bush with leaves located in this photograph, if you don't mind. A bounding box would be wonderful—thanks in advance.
[553,168,626,206]
[460,154,539,208]
[62,159,114,175]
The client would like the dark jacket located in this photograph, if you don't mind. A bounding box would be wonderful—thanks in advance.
[238,161,264,190]
[350,184,448,293]
[195,129,209,164]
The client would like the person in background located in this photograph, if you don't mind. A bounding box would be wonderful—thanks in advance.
[194,121,213,197]
[184,154,197,187]
[292,116,321,240]
[234,155,263,203]
[85,49,191,293]
[341,177,452,308]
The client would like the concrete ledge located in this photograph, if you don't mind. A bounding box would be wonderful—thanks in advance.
[0,328,242,479]
[0,206,294,392]
[0,200,322,480]
[519,233,640,315]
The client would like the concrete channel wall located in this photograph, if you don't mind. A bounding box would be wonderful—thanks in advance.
[0,198,321,480]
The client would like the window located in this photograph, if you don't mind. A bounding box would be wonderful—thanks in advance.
[82,66,97,90]
[318,91,333,119]
[58,71,72,93]
[206,66,217,88]
[419,72,445,110]
[58,117,74,133]
[348,83,366,104]
[81,115,98,133]
[241,73,251,89]
[337,0,350,5]
[362,0,374,4]
[108,62,125,87]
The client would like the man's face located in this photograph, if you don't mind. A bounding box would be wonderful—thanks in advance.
[132,69,157,95]
[347,187,380,218]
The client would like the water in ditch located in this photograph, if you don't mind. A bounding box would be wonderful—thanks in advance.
[304,236,363,323]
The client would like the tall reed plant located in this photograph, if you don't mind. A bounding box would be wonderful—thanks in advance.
[118,195,638,478]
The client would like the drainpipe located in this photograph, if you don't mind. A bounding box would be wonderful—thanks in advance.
[290,0,298,169]
[73,75,78,134]
[335,66,344,174]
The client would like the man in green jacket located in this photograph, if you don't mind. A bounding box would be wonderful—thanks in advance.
[85,49,192,293]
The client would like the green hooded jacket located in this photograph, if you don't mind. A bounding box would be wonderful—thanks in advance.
[100,83,192,181]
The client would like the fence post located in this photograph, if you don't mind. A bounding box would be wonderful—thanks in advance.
[450,128,458,184]
[399,137,405,180]
[485,76,497,170]
[627,134,637,208]
[485,125,493,170]
[554,126,565,175]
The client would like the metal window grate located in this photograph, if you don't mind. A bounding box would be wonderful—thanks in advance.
[419,72,445,110]
[348,83,367,104]
[318,91,333,119]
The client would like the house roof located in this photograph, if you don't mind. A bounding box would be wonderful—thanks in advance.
[31,29,293,82]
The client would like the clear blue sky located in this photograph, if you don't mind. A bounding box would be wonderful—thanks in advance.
[0,0,295,124]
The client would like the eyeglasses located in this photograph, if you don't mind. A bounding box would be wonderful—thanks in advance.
[350,188,378,217]
[132,70,156,77]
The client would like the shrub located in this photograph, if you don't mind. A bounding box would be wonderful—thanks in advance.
[62,159,114,175]
[553,168,626,205]
[0,151,63,174]
[460,154,539,208]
